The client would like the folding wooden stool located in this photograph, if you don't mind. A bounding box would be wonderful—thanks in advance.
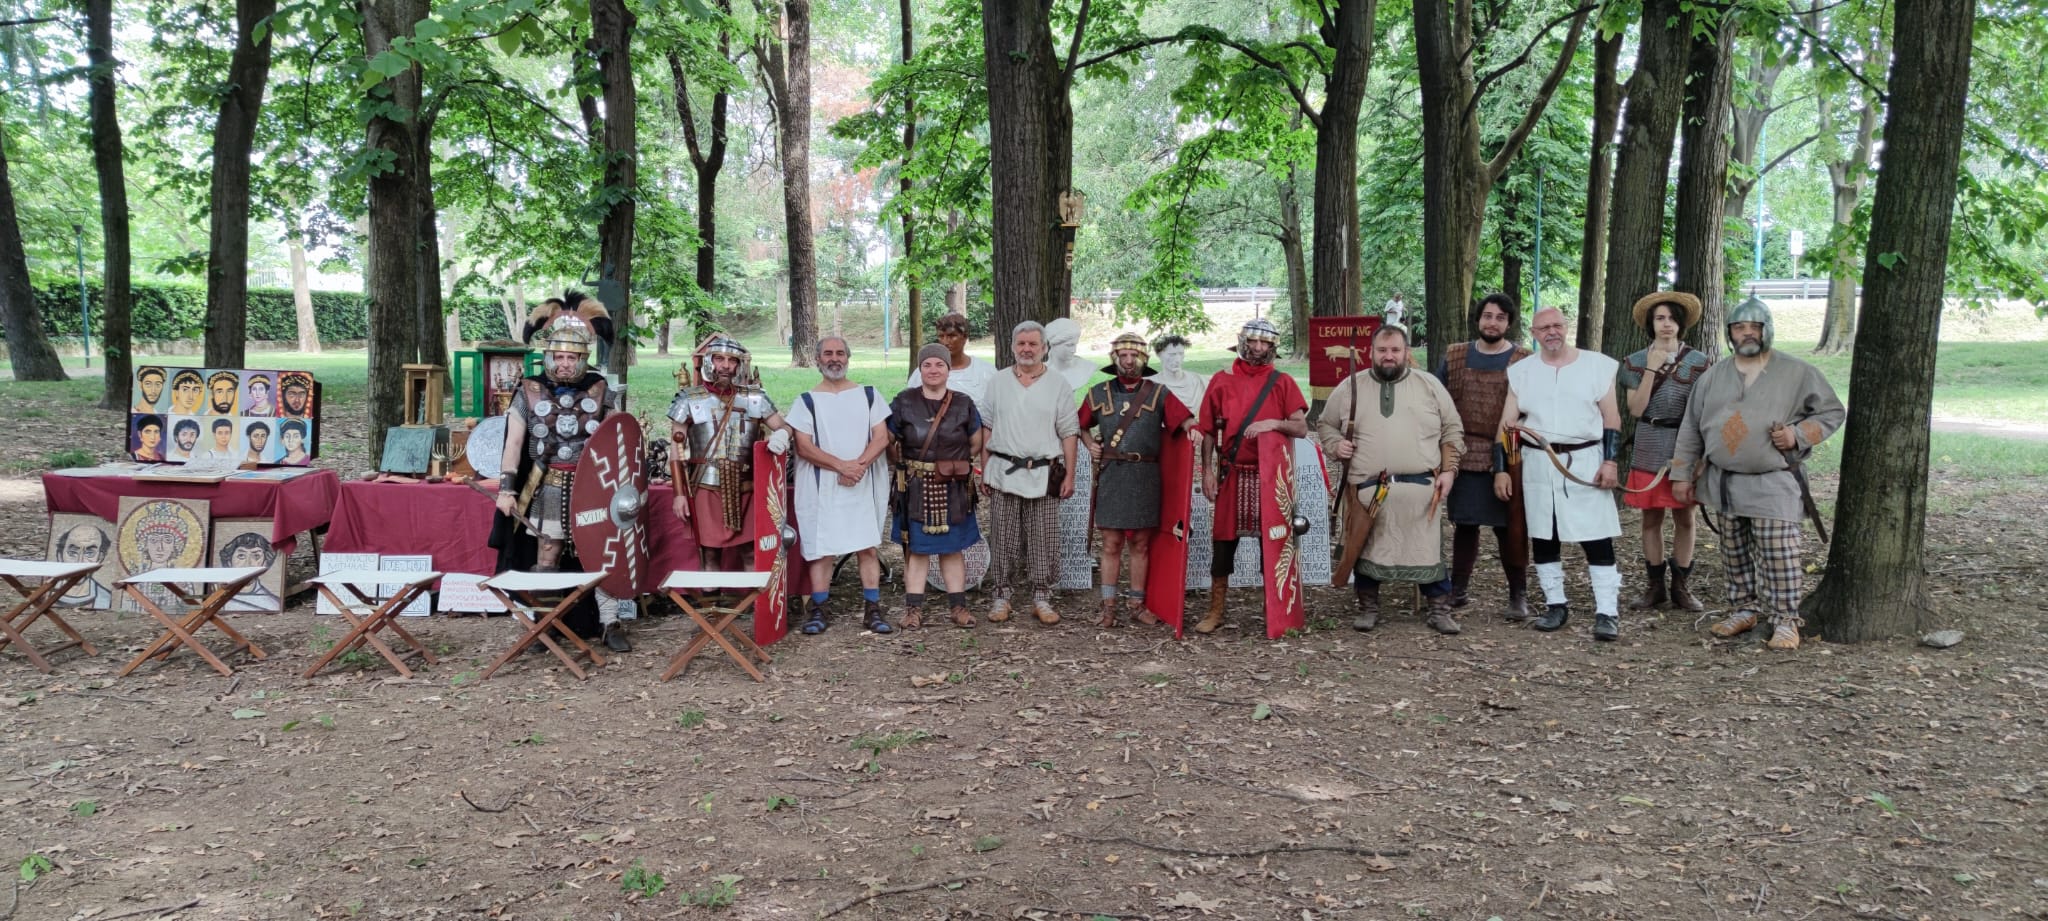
[479,571,608,680]
[0,559,102,673]
[117,566,268,678]
[302,569,443,679]
[660,570,773,683]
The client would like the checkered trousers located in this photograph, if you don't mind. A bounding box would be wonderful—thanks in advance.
[987,490,1061,602]
[1709,512,1804,624]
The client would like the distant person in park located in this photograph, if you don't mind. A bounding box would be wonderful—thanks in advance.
[244,422,273,465]
[132,415,165,461]
[978,321,1079,626]
[206,371,239,415]
[891,342,986,629]
[1618,292,1714,613]
[1670,297,1844,651]
[1193,317,1307,635]
[786,336,892,635]
[1078,332,1194,628]
[133,366,166,412]
[524,291,616,365]
[279,420,310,464]
[1436,293,1533,620]
[1317,325,1464,633]
[1496,307,1626,640]
[1383,292,1407,328]
[170,419,201,461]
[668,334,791,578]
[905,312,996,406]
[168,370,205,415]
[494,316,625,650]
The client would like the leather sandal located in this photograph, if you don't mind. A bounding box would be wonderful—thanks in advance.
[950,606,975,628]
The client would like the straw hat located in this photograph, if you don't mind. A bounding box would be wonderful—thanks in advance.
[1630,291,1703,332]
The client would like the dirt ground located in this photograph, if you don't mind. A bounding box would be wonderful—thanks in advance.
[2,397,2046,920]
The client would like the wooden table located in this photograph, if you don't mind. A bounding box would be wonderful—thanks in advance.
[0,559,102,673]
[301,569,443,678]
[116,566,267,677]
[660,570,774,683]
[479,571,608,680]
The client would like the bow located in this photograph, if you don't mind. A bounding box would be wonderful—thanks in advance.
[1510,426,1671,494]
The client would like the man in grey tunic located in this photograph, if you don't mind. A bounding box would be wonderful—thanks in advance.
[1079,333,1193,628]
[1671,297,1844,650]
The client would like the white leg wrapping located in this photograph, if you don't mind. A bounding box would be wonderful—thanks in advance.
[595,588,634,626]
[1590,565,1622,616]
[1536,562,1567,606]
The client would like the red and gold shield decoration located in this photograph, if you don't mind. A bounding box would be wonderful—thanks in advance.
[751,442,791,646]
[1257,432,1306,638]
[1144,422,1195,636]
[571,414,650,600]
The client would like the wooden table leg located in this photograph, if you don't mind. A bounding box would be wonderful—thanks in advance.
[0,573,98,672]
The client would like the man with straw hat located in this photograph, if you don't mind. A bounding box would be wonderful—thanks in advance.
[1618,291,1714,612]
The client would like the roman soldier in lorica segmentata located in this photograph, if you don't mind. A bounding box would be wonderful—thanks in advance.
[668,334,791,572]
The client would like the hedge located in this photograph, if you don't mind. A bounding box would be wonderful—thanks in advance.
[12,279,509,344]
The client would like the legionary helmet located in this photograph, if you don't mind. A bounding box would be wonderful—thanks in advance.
[696,334,753,385]
[1102,331,1156,378]
[539,317,596,382]
[1725,295,1775,352]
[1235,318,1281,363]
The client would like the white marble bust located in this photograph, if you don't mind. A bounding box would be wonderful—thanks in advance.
[1152,338,1206,413]
[1044,317,1094,390]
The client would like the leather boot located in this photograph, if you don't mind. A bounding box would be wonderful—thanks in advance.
[1669,563,1705,612]
[800,599,829,635]
[1629,561,1668,610]
[1449,575,1471,609]
[1593,614,1620,642]
[901,597,925,630]
[602,622,632,652]
[1535,603,1571,632]
[1504,589,1532,622]
[1097,595,1120,628]
[863,600,894,634]
[1352,582,1381,632]
[1423,593,1461,635]
[1194,577,1229,634]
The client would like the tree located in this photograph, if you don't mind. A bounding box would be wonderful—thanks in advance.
[1574,29,1619,350]
[202,0,279,368]
[757,0,816,367]
[86,0,131,406]
[979,0,1070,364]
[897,0,922,365]
[0,126,66,381]
[1671,13,1734,357]
[1807,2,1883,355]
[592,0,637,378]
[1597,0,1690,361]
[1802,0,1975,643]
[359,0,425,467]
[667,0,739,354]
[1414,0,1589,363]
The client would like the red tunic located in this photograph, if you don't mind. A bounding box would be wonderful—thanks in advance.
[1196,360,1307,537]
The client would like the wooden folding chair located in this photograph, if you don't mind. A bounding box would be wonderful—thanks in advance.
[0,559,102,673]
[302,569,443,679]
[660,570,773,683]
[116,567,267,678]
[479,571,608,680]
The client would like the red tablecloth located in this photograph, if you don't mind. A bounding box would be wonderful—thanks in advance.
[42,469,341,544]
[324,480,703,589]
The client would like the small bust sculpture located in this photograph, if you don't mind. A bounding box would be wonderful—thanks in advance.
[1151,334,1206,414]
[1043,317,1094,390]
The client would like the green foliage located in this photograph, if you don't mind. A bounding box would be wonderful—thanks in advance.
[8,280,507,343]
[848,728,931,756]
[679,874,741,908]
[18,853,54,883]
[620,859,667,897]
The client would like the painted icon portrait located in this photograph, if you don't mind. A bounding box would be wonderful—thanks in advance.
[206,416,242,460]
[211,522,284,613]
[276,418,313,465]
[130,414,166,461]
[244,420,274,464]
[44,514,117,610]
[114,497,210,612]
[169,417,202,461]
[241,371,278,417]
[205,370,241,415]
[133,366,167,413]
[168,369,205,415]
[278,372,315,420]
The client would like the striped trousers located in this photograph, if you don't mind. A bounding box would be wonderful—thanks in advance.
[987,489,1061,602]
[1709,512,1804,625]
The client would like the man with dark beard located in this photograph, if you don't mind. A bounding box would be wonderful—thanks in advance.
[1435,293,1534,619]
[1318,325,1465,633]
[1192,318,1308,635]
[1670,296,1843,650]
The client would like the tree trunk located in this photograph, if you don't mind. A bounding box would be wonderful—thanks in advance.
[592,0,637,378]
[1816,86,1879,355]
[0,132,67,381]
[1598,0,1691,361]
[506,280,526,340]
[288,227,319,352]
[414,118,447,368]
[360,0,425,467]
[87,0,129,405]
[1499,204,1524,309]
[1723,44,1787,225]
[899,0,921,369]
[1802,0,1974,643]
[1576,30,1621,351]
[672,2,732,353]
[1672,17,1734,359]
[1279,162,1309,357]
[980,0,1071,366]
[202,0,278,368]
[1308,0,1374,325]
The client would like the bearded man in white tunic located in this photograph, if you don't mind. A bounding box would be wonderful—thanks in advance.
[788,336,895,635]
[1495,307,1626,641]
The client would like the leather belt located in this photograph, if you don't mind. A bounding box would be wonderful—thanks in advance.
[1360,472,1433,489]
[1523,436,1597,453]
[991,451,1056,473]
[1103,452,1157,463]
[1641,418,1682,429]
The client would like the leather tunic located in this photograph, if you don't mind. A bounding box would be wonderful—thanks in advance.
[1441,341,1529,474]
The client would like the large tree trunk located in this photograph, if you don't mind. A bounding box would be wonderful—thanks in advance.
[672,1,732,354]
[1576,30,1621,351]
[759,0,815,366]
[1279,162,1309,356]
[899,0,921,368]
[1308,0,1374,323]
[0,132,67,381]
[414,119,447,368]
[592,0,637,378]
[288,226,319,352]
[1816,86,1879,355]
[1802,0,1974,643]
[1598,0,1691,361]
[360,0,425,467]
[1415,0,1585,362]
[980,0,1071,366]
[201,0,278,368]
[1724,43,1788,225]
[1498,194,1524,309]
[87,0,129,405]
[1672,17,1734,359]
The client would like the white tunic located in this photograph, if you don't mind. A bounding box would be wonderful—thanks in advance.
[787,386,893,561]
[1507,350,1622,542]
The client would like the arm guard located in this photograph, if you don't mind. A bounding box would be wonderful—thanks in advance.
[1492,441,1509,474]
[1602,428,1621,462]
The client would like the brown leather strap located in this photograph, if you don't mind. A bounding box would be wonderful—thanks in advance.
[917,391,953,462]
